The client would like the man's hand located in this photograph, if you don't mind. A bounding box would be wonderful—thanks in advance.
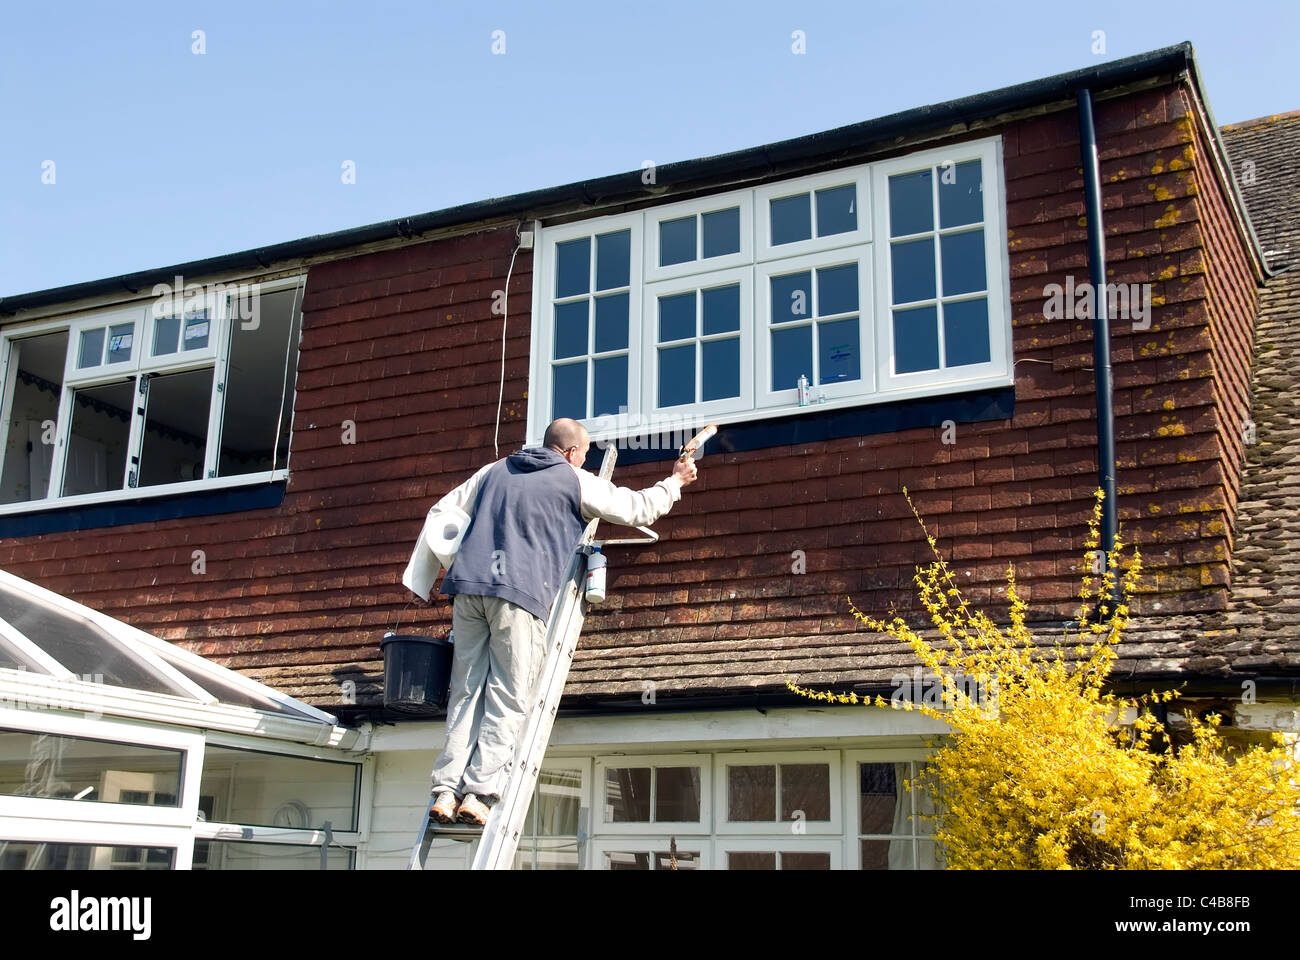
[672,456,698,487]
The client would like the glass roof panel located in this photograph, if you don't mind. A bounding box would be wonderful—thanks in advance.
[152,649,317,720]
[0,632,46,673]
[0,581,191,696]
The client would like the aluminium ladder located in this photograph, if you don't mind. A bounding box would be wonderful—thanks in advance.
[409,443,658,870]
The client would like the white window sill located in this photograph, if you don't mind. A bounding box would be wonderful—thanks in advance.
[0,468,290,518]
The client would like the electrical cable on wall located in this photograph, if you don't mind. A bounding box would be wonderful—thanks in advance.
[493,228,525,460]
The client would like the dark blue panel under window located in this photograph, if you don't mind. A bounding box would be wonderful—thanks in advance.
[594,293,629,352]
[771,272,812,323]
[659,216,697,266]
[893,305,940,374]
[593,355,628,416]
[939,159,983,228]
[771,326,812,392]
[943,298,991,368]
[658,292,696,343]
[702,284,740,335]
[891,238,936,305]
[702,208,741,258]
[552,361,587,419]
[554,301,589,359]
[817,263,858,316]
[556,237,591,298]
[818,318,860,384]
[701,338,740,401]
[596,230,631,290]
[815,184,857,237]
[770,194,812,245]
[658,344,695,408]
[889,169,934,237]
[940,229,986,297]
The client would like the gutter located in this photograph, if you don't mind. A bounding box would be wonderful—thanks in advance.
[0,42,1220,317]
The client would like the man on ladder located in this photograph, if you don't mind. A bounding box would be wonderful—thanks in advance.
[403,417,698,828]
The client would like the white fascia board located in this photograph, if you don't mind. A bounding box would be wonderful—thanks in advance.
[367,705,951,754]
[0,671,360,750]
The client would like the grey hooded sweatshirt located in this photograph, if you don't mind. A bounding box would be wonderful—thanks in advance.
[441,447,586,623]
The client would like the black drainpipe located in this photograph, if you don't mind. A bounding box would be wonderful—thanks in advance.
[1077,89,1119,602]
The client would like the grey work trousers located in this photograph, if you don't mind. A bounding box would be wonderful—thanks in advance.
[430,594,548,802]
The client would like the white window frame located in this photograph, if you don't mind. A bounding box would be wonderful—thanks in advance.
[871,138,1011,393]
[527,136,1012,448]
[513,756,590,870]
[0,274,303,516]
[754,165,872,262]
[645,192,754,283]
[593,752,711,836]
[713,749,842,836]
[843,749,941,870]
[642,265,754,421]
[589,837,714,870]
[716,836,843,870]
[755,249,876,408]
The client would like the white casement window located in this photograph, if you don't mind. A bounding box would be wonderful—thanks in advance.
[593,753,711,836]
[714,750,842,836]
[529,137,1010,444]
[512,760,589,870]
[844,752,942,870]
[718,837,841,870]
[0,275,304,514]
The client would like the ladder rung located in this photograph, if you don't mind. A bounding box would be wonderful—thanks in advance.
[427,822,485,843]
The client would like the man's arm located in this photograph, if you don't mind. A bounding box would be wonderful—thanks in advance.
[572,457,697,528]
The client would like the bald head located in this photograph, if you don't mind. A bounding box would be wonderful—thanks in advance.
[544,418,588,454]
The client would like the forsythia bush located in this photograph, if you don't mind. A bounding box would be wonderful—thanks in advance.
[787,490,1300,869]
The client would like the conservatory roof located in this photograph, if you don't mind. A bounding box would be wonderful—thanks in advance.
[0,567,345,733]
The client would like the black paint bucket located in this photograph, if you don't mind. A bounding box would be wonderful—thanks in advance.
[381,633,453,715]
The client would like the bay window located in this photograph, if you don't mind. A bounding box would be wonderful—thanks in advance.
[528,137,1009,445]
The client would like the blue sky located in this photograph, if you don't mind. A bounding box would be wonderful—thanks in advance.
[2,0,1296,296]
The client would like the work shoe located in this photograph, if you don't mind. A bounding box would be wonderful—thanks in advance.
[456,794,490,826]
[430,791,458,824]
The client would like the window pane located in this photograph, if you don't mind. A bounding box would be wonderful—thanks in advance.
[770,193,811,245]
[658,292,695,343]
[702,207,740,258]
[939,158,983,228]
[771,272,812,323]
[658,344,695,408]
[593,293,629,352]
[891,238,936,304]
[889,169,934,236]
[817,263,858,316]
[818,318,860,384]
[702,284,740,335]
[728,765,776,821]
[199,745,361,831]
[655,850,700,870]
[592,356,628,417]
[940,229,987,296]
[218,286,301,477]
[917,840,942,870]
[0,841,173,871]
[197,840,353,871]
[528,768,582,837]
[605,767,651,822]
[515,838,581,870]
[859,762,901,834]
[781,763,831,820]
[182,313,211,351]
[655,766,701,821]
[553,301,589,360]
[0,728,183,804]
[0,330,67,505]
[701,338,740,401]
[551,362,586,420]
[861,838,914,870]
[943,298,991,368]
[139,368,213,488]
[771,326,813,393]
[606,851,651,870]
[659,216,696,266]
[64,378,132,495]
[77,328,105,369]
[595,230,630,290]
[107,323,134,364]
[555,238,590,298]
[782,852,832,870]
[729,851,777,870]
[893,305,940,374]
[153,315,180,356]
[816,184,857,236]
